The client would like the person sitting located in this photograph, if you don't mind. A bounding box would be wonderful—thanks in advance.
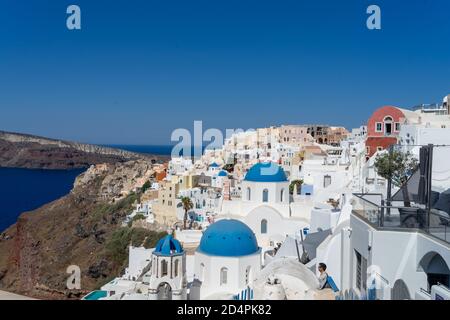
[317,263,332,290]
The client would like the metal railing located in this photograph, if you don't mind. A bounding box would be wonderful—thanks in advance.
[352,193,450,244]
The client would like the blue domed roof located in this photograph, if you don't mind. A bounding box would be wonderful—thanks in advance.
[209,162,220,168]
[154,234,184,256]
[218,170,228,177]
[244,162,287,182]
[198,219,259,257]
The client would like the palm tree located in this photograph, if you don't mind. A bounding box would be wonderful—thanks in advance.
[181,197,194,229]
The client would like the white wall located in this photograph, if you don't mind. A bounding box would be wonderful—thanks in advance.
[127,247,153,280]
[349,214,450,300]
[194,251,261,299]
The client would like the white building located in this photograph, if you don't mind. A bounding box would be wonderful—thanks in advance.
[221,162,309,246]
[168,157,193,176]
[191,219,262,299]
[147,234,187,300]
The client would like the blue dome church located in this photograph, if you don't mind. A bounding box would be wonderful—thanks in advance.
[219,162,309,248]
[148,234,187,300]
[192,219,262,299]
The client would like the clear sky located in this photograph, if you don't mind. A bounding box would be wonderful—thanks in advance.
[0,0,449,145]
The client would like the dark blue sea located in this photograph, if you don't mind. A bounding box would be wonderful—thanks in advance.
[0,168,84,232]
[106,145,207,158]
[0,145,174,232]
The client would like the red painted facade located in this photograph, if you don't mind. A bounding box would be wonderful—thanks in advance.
[365,106,405,157]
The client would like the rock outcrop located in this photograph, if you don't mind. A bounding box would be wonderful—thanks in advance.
[0,160,167,299]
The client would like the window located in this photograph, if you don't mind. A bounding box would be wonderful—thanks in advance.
[377,146,383,152]
[174,260,179,277]
[355,251,367,292]
[245,266,252,285]
[161,260,168,277]
[262,189,269,202]
[384,116,393,135]
[375,122,383,132]
[323,175,332,188]
[395,123,400,131]
[247,187,251,201]
[280,189,285,202]
[199,263,205,282]
[261,219,268,234]
[220,267,228,285]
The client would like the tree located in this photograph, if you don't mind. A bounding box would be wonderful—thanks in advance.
[374,150,418,207]
[181,197,194,229]
[141,180,151,193]
[289,179,304,195]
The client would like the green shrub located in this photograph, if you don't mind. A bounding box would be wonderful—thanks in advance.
[141,180,151,193]
[92,192,140,222]
[105,227,167,264]
[127,213,146,227]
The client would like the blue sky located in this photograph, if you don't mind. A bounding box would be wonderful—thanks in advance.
[0,0,449,144]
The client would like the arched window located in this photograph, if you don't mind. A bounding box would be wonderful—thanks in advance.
[384,116,393,136]
[392,279,411,300]
[161,260,168,277]
[280,189,285,202]
[199,263,205,282]
[245,266,252,285]
[324,175,332,188]
[263,189,269,202]
[174,259,179,277]
[247,187,251,201]
[261,219,268,234]
[220,267,228,285]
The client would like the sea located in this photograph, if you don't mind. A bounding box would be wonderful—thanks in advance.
[0,145,173,233]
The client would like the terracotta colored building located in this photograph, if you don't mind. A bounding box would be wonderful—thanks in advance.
[365,106,408,158]
[306,125,349,146]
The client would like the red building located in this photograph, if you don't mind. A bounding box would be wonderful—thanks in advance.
[365,106,407,158]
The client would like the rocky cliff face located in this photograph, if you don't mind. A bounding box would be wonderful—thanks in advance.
[0,130,168,169]
[0,160,166,299]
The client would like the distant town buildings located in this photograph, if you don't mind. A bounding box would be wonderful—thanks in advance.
[84,92,450,301]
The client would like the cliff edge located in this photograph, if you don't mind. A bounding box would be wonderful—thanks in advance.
[0,160,167,299]
[0,130,168,169]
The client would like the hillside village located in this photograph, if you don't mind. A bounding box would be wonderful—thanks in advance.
[79,94,450,300]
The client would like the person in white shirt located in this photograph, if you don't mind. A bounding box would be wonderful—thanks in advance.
[317,263,331,290]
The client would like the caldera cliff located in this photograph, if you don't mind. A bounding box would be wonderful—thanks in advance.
[0,160,167,299]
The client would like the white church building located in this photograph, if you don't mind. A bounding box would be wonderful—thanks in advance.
[191,219,262,299]
[220,162,309,246]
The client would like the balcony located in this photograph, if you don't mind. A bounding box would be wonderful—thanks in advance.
[352,193,450,244]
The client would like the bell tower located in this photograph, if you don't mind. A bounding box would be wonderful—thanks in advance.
[148,233,187,300]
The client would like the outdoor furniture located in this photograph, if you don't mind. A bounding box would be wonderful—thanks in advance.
[399,208,428,228]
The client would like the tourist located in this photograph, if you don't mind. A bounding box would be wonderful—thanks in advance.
[317,263,331,290]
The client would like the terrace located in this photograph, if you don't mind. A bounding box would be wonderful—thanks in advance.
[352,144,450,245]
[352,193,450,244]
